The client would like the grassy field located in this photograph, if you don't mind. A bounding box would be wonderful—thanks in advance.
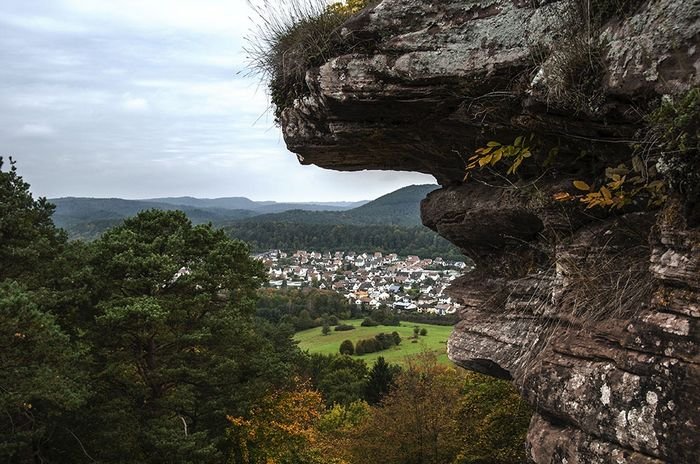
[294,319,454,366]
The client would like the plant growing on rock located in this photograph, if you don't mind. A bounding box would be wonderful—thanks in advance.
[555,87,699,213]
[555,157,667,210]
[464,135,534,181]
[650,88,700,223]
[463,134,559,184]
[245,0,371,121]
[530,0,643,114]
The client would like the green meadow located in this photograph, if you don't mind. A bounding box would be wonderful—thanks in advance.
[294,319,454,366]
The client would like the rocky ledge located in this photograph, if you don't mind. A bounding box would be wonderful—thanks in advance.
[275,0,699,462]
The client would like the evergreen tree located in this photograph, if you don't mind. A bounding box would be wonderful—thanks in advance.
[364,357,400,405]
[0,283,88,463]
[77,210,298,462]
[0,159,88,462]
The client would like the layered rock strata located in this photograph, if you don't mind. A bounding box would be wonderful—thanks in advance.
[275,0,700,462]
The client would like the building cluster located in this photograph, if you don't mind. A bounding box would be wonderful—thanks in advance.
[255,250,472,316]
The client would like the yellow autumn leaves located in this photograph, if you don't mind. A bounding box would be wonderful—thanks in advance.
[555,158,667,210]
[464,135,667,211]
[464,135,534,181]
[227,382,345,464]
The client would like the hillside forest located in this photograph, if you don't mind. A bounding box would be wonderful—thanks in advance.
[49,186,463,260]
[1,158,531,464]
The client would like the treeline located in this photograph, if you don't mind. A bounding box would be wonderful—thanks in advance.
[256,291,456,333]
[224,221,463,259]
[399,311,460,326]
[256,288,360,330]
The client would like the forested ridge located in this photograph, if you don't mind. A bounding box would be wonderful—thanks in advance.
[1,159,530,463]
[48,185,463,259]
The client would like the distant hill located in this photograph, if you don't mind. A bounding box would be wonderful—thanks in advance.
[220,185,461,259]
[145,196,367,213]
[50,197,259,240]
[48,185,457,259]
[223,221,462,260]
[50,195,368,240]
[236,184,439,226]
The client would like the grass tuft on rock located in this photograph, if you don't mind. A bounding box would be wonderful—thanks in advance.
[245,0,370,121]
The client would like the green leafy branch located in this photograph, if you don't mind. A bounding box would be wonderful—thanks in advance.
[464,135,535,181]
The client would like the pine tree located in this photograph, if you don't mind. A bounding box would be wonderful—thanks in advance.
[364,357,400,405]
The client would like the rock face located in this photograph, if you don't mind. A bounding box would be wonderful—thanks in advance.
[275,0,700,462]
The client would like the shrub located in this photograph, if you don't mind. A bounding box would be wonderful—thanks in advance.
[334,324,355,331]
[339,339,354,355]
[375,333,391,350]
[353,332,400,356]
[246,0,371,120]
[363,338,379,353]
[361,317,379,327]
[419,328,427,336]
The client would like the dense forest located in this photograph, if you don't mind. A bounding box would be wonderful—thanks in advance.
[221,186,462,258]
[1,159,530,463]
[225,222,463,259]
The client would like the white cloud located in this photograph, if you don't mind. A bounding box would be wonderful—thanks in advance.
[62,0,252,36]
[0,14,90,34]
[17,123,55,137]
[130,77,269,115]
[121,94,150,112]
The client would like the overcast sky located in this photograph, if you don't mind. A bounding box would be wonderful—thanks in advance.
[0,0,434,201]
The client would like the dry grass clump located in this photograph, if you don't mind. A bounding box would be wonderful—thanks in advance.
[554,231,653,322]
[245,0,370,121]
[532,0,643,114]
[536,35,606,115]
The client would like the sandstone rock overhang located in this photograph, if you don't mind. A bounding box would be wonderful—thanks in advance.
[271,0,700,462]
[279,0,699,184]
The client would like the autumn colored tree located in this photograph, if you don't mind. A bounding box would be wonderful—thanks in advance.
[316,400,370,463]
[346,354,530,464]
[349,354,464,464]
[226,381,327,464]
[453,372,531,464]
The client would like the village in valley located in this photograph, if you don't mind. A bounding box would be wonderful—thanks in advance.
[256,250,472,316]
